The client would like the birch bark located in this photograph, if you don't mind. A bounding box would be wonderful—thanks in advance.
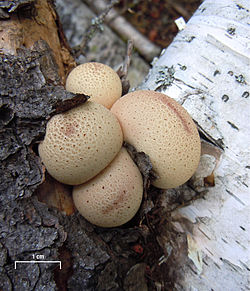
[140,0,250,290]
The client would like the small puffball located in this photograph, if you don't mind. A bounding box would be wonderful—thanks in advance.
[73,147,143,227]
[39,101,123,185]
[111,90,201,189]
[65,62,122,109]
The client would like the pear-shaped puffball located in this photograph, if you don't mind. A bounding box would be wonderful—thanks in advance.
[66,62,122,109]
[111,90,201,189]
[73,148,143,227]
[39,101,123,185]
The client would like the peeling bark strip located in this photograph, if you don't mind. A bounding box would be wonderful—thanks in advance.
[140,0,250,290]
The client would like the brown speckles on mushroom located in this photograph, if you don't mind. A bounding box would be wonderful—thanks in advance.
[39,101,123,185]
[73,148,143,228]
[65,62,122,109]
[111,90,201,189]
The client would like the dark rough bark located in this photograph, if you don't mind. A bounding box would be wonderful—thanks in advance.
[0,44,83,206]
[0,43,87,290]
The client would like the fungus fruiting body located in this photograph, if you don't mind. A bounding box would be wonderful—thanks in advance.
[111,90,201,189]
[73,147,143,227]
[39,101,123,185]
[65,62,122,109]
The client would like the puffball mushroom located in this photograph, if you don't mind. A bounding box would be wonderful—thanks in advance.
[39,101,123,185]
[65,62,122,109]
[73,147,143,227]
[111,90,201,189]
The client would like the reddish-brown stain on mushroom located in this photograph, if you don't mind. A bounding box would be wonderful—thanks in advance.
[38,101,123,185]
[156,93,192,134]
[72,148,143,227]
[110,90,201,189]
[101,190,126,215]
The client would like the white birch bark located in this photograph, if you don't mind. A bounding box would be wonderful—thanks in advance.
[140,0,250,290]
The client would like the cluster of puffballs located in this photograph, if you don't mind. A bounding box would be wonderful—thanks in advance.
[39,62,201,228]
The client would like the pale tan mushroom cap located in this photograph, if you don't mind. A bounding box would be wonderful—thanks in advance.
[65,62,122,109]
[73,147,143,227]
[39,101,123,185]
[111,90,201,189]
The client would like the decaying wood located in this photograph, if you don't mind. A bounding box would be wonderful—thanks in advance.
[0,0,75,83]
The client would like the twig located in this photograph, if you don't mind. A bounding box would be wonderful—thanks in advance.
[169,0,191,19]
[116,39,133,95]
[73,0,120,58]
[84,0,161,62]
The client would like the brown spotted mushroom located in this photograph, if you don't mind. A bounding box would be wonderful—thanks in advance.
[73,147,143,228]
[111,90,201,189]
[65,62,122,109]
[39,101,123,185]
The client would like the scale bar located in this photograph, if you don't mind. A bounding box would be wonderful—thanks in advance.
[15,261,62,269]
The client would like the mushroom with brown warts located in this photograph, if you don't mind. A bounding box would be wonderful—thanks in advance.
[65,62,122,109]
[111,90,201,189]
[73,147,143,227]
[39,101,123,185]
